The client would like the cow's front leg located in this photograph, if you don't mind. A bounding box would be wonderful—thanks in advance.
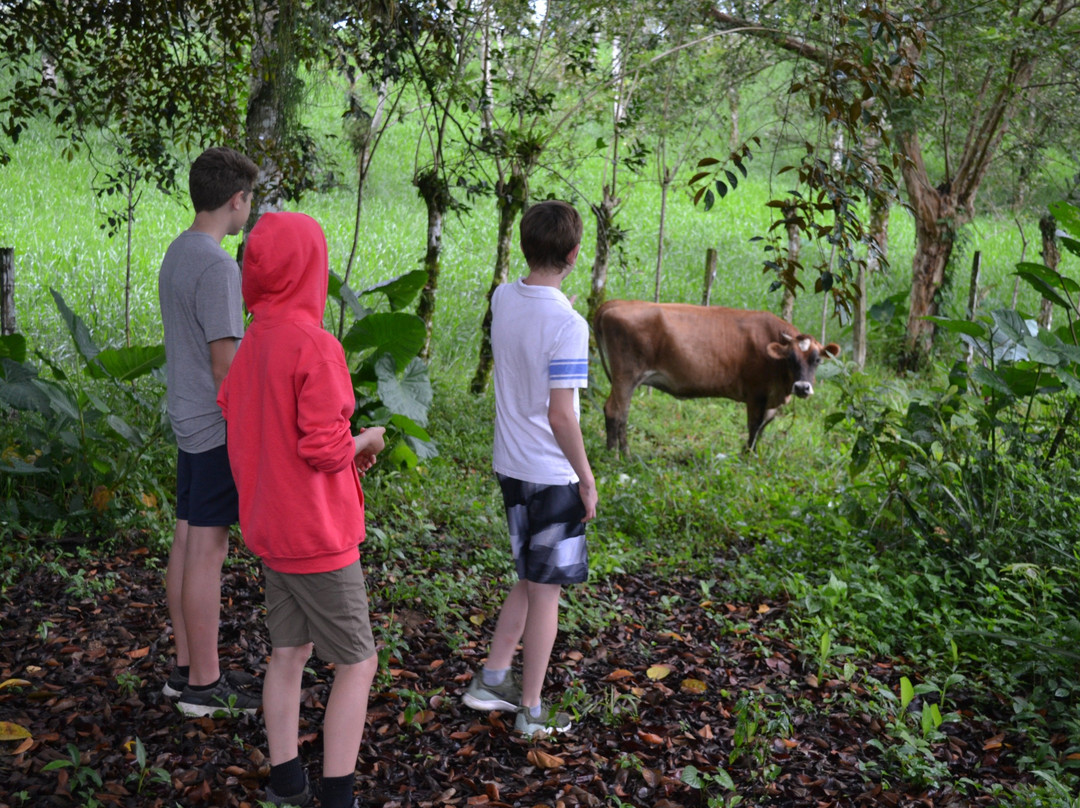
[745,398,779,451]
[604,383,633,456]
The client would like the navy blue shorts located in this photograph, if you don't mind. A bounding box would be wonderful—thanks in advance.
[497,474,589,586]
[176,444,239,527]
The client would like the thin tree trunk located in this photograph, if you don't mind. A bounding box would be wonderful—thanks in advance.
[781,203,798,323]
[471,170,526,394]
[852,262,867,369]
[702,248,718,306]
[1,248,15,336]
[653,170,671,303]
[587,188,617,327]
[728,86,740,152]
[1038,213,1059,330]
[416,170,448,362]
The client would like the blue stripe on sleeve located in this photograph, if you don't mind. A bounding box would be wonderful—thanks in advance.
[549,359,588,381]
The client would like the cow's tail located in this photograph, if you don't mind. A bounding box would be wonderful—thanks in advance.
[592,305,613,383]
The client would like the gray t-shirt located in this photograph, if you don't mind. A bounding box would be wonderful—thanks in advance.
[158,230,244,453]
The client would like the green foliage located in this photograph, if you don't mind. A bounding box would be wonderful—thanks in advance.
[0,290,170,539]
[331,269,437,469]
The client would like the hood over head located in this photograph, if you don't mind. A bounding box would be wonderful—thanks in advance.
[242,211,328,323]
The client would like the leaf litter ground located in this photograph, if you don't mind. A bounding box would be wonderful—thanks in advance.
[0,545,1034,807]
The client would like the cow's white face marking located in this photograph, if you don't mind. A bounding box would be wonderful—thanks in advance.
[798,337,811,353]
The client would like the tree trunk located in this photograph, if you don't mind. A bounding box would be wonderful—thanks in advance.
[903,219,955,368]
[728,86,739,152]
[852,263,867,369]
[244,0,301,233]
[899,128,960,369]
[702,248,718,306]
[781,204,798,323]
[415,170,449,362]
[587,187,618,327]
[470,170,526,394]
[1038,213,1059,330]
[1,248,15,335]
[653,171,671,303]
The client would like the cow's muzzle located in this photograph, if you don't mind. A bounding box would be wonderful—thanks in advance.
[793,381,813,398]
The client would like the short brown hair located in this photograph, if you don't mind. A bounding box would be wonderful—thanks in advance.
[189,147,259,212]
[520,200,583,272]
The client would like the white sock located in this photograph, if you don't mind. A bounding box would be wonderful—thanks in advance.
[482,667,508,687]
[528,703,542,718]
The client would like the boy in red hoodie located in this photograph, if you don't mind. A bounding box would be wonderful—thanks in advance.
[218,212,385,808]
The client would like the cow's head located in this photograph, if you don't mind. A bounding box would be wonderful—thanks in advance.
[767,332,842,398]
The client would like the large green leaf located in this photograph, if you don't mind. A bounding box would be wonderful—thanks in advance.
[1023,334,1062,366]
[1049,201,1080,238]
[925,316,987,338]
[359,270,427,312]
[0,334,26,364]
[971,366,1014,397]
[343,312,426,371]
[390,412,433,442]
[95,344,166,381]
[375,355,432,427]
[1013,262,1077,309]
[328,272,369,319]
[50,288,101,368]
[0,376,52,415]
[37,379,80,422]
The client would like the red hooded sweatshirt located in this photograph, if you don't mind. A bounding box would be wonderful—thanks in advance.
[218,212,364,574]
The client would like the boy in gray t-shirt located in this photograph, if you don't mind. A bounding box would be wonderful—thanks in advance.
[158,146,261,717]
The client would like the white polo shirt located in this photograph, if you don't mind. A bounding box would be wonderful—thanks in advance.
[491,279,589,485]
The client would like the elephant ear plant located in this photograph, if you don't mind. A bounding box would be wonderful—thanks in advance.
[330,268,437,470]
[0,289,168,539]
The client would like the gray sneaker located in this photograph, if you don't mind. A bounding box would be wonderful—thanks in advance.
[462,671,522,711]
[177,675,261,717]
[514,702,572,737]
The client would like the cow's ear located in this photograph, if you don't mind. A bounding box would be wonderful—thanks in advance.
[766,342,788,360]
[823,342,841,358]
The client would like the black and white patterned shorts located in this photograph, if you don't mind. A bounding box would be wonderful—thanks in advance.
[497,473,589,585]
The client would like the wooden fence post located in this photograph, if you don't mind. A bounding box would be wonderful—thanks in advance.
[702,248,717,306]
[1,248,15,336]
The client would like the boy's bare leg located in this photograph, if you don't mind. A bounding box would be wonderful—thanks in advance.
[264,643,313,764]
[322,654,378,777]
[520,581,561,708]
[181,524,230,686]
[485,580,530,670]
[165,519,190,667]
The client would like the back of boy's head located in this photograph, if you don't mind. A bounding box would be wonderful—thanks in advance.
[520,200,583,272]
[189,147,259,213]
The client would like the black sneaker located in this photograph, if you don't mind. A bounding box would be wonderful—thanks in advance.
[163,668,259,700]
[265,771,313,807]
[177,675,261,717]
[162,667,187,698]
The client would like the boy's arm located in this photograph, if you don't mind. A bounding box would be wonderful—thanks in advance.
[354,427,387,477]
[548,387,597,522]
[209,337,238,391]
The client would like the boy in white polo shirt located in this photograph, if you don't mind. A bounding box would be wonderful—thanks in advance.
[462,200,598,736]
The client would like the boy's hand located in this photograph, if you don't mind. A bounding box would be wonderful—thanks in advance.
[578,477,597,522]
[354,427,387,476]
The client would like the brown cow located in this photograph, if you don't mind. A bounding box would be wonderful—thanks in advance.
[593,300,841,453]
